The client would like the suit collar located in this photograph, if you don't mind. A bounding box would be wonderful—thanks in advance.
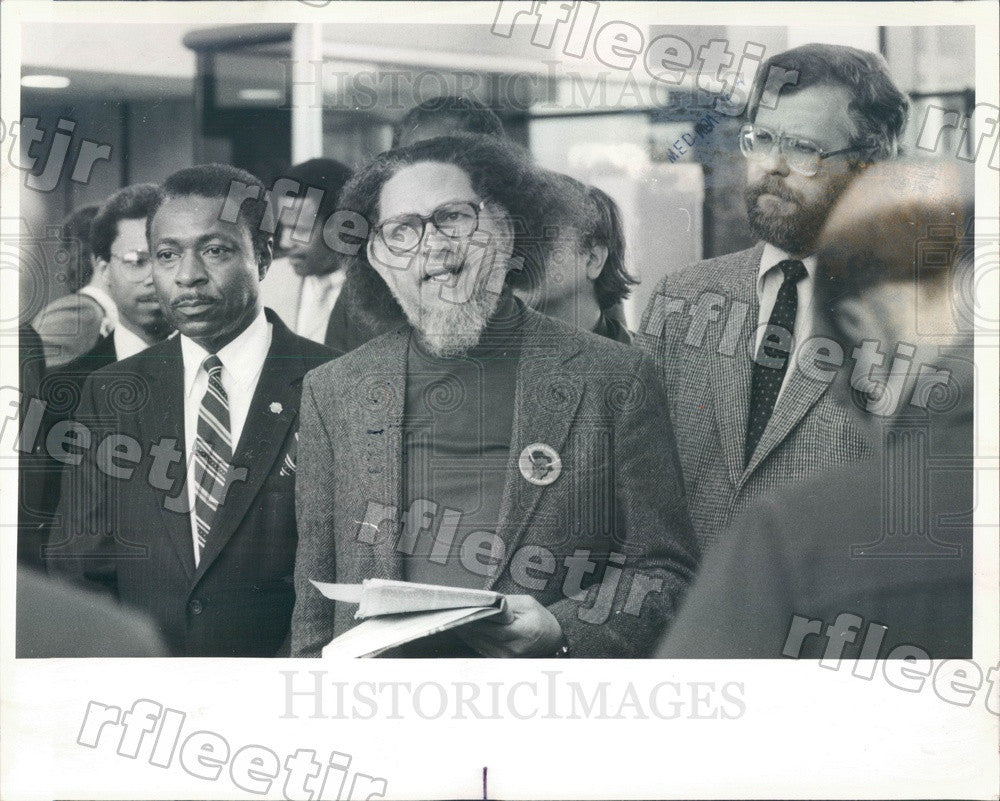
[707,242,838,482]
[191,310,320,584]
[131,312,320,586]
[351,305,585,586]
[132,337,195,580]
[709,243,763,486]
[486,311,584,589]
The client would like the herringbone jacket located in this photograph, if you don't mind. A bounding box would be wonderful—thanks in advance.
[291,305,699,658]
[636,244,873,551]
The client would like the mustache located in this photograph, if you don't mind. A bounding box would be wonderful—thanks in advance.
[170,293,217,307]
[746,178,802,205]
[136,293,160,303]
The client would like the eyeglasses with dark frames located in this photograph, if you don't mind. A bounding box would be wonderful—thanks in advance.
[374,200,487,255]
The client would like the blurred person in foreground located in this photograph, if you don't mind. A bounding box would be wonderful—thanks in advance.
[520,174,637,344]
[291,135,698,658]
[326,96,506,353]
[658,158,975,659]
[258,158,353,344]
[637,44,910,551]
[48,164,335,657]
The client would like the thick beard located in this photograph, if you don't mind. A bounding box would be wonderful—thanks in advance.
[397,284,502,358]
[744,177,849,255]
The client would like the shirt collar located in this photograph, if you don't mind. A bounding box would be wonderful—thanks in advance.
[303,269,346,291]
[757,243,818,294]
[181,308,272,399]
[112,324,150,360]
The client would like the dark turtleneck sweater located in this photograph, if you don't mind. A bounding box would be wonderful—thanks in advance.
[401,294,522,589]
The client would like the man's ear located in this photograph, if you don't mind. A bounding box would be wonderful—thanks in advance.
[585,244,608,282]
[91,257,110,288]
[257,236,274,280]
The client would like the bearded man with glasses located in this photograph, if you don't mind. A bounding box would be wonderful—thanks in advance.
[291,135,698,658]
[637,43,910,552]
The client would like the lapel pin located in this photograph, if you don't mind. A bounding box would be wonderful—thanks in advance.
[519,442,561,486]
[269,402,283,414]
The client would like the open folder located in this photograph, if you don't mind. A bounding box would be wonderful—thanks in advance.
[311,578,507,658]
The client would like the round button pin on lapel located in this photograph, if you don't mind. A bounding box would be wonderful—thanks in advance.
[518,442,562,486]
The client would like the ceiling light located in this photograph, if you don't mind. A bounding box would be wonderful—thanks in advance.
[21,74,70,90]
[237,88,282,102]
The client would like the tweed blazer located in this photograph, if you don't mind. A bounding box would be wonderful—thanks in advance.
[636,244,873,551]
[291,306,699,658]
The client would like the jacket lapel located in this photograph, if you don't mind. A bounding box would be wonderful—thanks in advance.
[709,244,763,487]
[135,339,197,581]
[743,347,831,477]
[191,317,311,585]
[487,311,584,590]
[347,326,408,582]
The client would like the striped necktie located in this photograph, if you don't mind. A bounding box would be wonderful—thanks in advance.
[193,354,232,561]
[745,259,807,465]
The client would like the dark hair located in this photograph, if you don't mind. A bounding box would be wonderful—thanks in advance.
[542,175,638,309]
[147,164,271,275]
[91,185,160,264]
[747,43,909,161]
[393,96,505,148]
[60,204,99,291]
[337,134,553,331]
[584,186,637,309]
[815,159,973,327]
[276,157,353,222]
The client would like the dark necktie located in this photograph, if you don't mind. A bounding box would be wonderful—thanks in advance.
[193,354,232,562]
[745,259,807,465]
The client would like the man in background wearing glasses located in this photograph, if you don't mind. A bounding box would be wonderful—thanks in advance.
[637,43,910,552]
[27,185,175,566]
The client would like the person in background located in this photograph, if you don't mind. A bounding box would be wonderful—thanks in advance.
[393,94,505,148]
[292,135,697,659]
[637,43,910,551]
[51,184,173,372]
[259,158,354,345]
[31,185,175,545]
[48,164,335,657]
[31,204,102,368]
[326,97,507,353]
[658,158,974,659]
[520,174,637,344]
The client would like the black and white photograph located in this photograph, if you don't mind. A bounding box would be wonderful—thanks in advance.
[1,1,997,799]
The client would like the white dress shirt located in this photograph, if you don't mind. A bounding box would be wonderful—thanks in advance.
[754,243,817,402]
[180,309,272,564]
[112,324,151,361]
[78,284,119,337]
[296,270,345,344]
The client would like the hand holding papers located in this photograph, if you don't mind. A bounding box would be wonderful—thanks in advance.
[311,579,506,658]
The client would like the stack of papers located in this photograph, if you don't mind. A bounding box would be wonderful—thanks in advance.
[311,578,506,658]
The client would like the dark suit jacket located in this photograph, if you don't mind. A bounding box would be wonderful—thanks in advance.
[47,310,335,657]
[658,346,974,659]
[21,334,120,565]
[18,325,50,568]
[636,244,873,551]
[292,306,699,658]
